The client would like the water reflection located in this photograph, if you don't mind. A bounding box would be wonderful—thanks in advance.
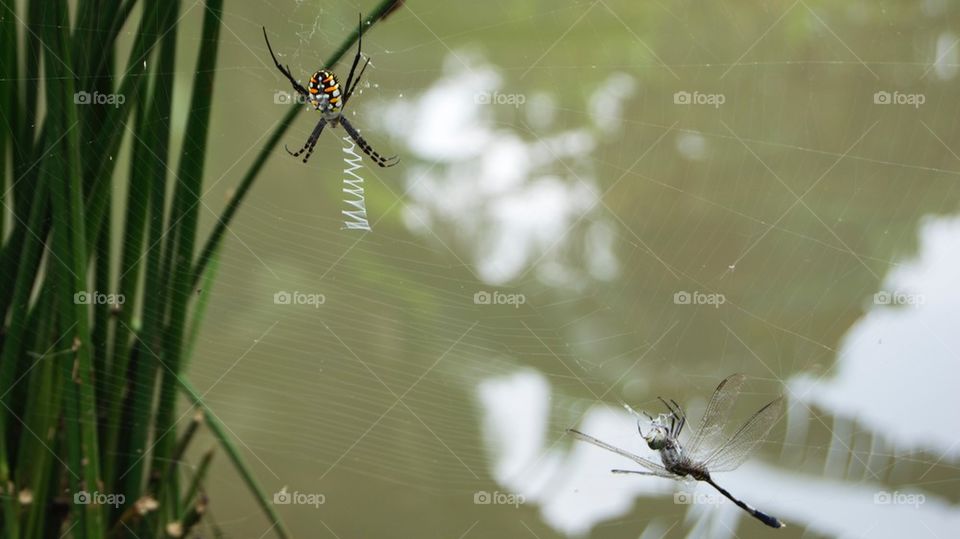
[379,54,631,285]
[479,372,960,537]
[479,223,960,539]
[199,3,960,536]
[789,215,960,457]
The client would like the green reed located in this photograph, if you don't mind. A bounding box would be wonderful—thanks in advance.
[0,0,402,536]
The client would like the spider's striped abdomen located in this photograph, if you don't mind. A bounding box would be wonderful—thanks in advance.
[308,70,343,115]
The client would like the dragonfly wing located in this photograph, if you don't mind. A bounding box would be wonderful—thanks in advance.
[567,429,674,477]
[685,374,747,460]
[699,397,784,473]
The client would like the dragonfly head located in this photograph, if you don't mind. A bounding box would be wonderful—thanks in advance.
[640,413,672,450]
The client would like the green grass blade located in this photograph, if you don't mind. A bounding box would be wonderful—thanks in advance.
[185,244,221,364]
[44,0,105,534]
[0,145,51,539]
[179,448,214,518]
[177,379,290,539]
[92,197,112,411]
[18,287,67,539]
[116,0,182,510]
[151,0,219,527]
[101,79,152,491]
[0,0,14,243]
[81,0,180,257]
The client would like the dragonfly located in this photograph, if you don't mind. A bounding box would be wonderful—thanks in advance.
[568,373,786,529]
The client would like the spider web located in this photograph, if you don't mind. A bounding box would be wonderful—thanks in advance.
[41,0,960,537]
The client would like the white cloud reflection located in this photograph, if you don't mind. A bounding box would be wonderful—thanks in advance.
[790,215,960,458]
[380,54,628,285]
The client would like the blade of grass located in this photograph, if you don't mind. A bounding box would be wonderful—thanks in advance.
[0,148,51,539]
[72,0,103,90]
[116,0,182,512]
[177,379,289,539]
[151,410,202,527]
[18,287,67,539]
[44,0,105,534]
[152,409,202,498]
[170,494,207,538]
[74,0,119,193]
[19,0,42,179]
[92,196,112,411]
[84,0,139,86]
[179,448,213,518]
[0,0,13,243]
[0,0,132,337]
[101,77,153,491]
[0,0,46,322]
[151,0,218,527]
[184,245,221,362]
[0,123,51,320]
[15,0,43,207]
[81,0,180,258]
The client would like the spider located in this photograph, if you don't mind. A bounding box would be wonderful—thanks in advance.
[262,17,399,168]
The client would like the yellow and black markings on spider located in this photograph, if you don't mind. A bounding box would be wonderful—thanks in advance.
[262,15,399,168]
[309,70,342,107]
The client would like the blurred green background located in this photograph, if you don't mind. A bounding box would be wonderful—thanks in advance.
[138,0,960,536]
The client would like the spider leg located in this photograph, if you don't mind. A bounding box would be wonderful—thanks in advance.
[262,27,310,98]
[658,397,684,438]
[342,57,370,109]
[285,118,327,163]
[341,14,365,103]
[339,116,399,168]
[670,398,687,435]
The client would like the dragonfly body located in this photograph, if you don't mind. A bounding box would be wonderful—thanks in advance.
[569,374,786,529]
[652,438,701,479]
